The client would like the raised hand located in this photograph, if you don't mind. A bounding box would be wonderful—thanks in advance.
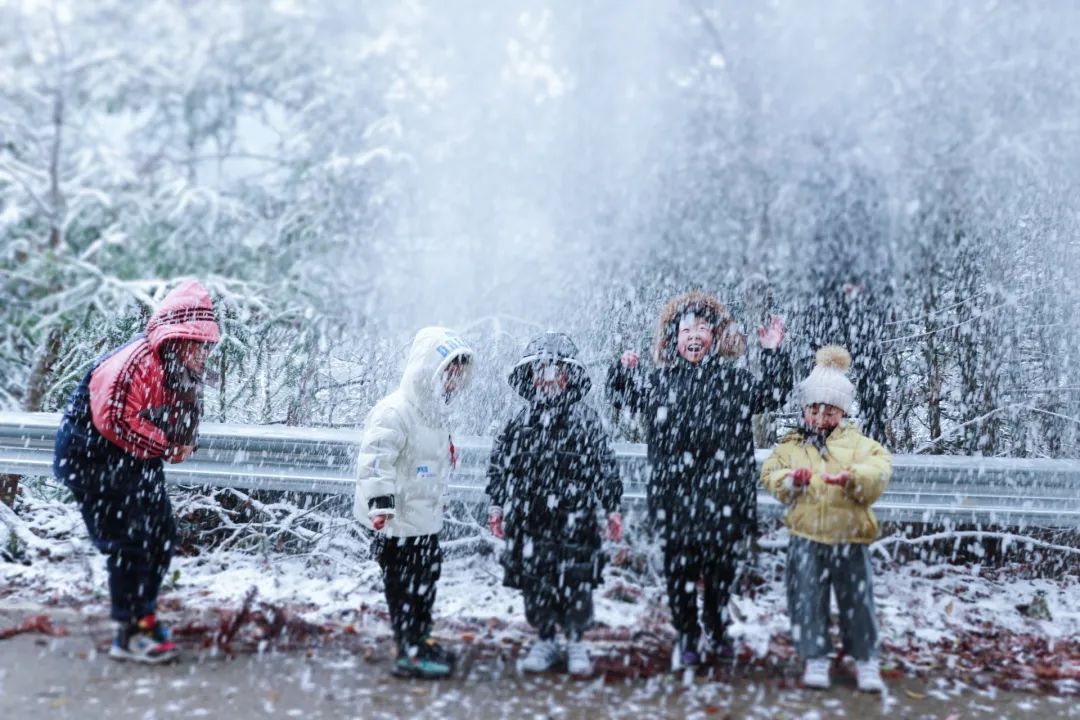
[757,315,786,350]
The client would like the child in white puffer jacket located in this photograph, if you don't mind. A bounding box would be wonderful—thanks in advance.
[355,326,475,680]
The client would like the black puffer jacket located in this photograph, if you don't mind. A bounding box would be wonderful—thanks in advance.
[485,333,622,589]
[607,349,792,543]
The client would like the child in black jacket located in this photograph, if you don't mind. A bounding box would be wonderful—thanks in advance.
[486,333,623,677]
[607,290,792,669]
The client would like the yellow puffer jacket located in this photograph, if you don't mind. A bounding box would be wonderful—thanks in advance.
[760,424,892,545]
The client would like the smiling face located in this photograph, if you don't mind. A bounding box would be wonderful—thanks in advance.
[803,403,846,432]
[676,314,714,364]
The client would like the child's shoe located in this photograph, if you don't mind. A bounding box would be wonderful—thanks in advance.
[392,640,454,680]
[802,656,831,689]
[855,658,885,693]
[420,637,456,666]
[566,642,593,677]
[519,639,560,673]
[702,633,738,663]
[670,635,700,671]
[108,615,179,664]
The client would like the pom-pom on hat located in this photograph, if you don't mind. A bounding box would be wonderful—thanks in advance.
[799,345,854,414]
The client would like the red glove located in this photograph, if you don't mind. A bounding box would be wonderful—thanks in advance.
[607,512,623,542]
[823,471,850,487]
[372,514,388,531]
[488,507,505,539]
[790,467,813,487]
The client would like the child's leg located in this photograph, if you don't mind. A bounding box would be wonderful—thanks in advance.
[73,460,169,624]
[382,535,442,650]
[830,543,880,661]
[663,535,703,648]
[785,536,832,659]
[137,469,177,618]
[701,540,740,644]
[523,582,558,641]
[559,576,594,643]
[81,494,140,623]
[109,492,176,622]
[373,536,406,647]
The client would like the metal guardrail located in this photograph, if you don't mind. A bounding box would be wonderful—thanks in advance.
[2,412,1079,528]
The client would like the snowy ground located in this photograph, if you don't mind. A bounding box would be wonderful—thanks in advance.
[2,490,1079,702]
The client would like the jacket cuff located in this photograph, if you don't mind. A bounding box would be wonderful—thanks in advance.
[846,464,882,502]
[368,495,395,514]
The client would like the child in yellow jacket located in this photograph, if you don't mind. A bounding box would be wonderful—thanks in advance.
[760,345,892,693]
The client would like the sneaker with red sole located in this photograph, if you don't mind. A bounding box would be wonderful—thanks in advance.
[109,614,180,664]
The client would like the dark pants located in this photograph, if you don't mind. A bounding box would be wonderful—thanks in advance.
[786,536,879,661]
[56,426,176,623]
[663,533,741,648]
[373,534,442,650]
[522,574,594,642]
[54,361,177,625]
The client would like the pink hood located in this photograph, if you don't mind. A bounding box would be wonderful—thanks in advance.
[145,280,220,350]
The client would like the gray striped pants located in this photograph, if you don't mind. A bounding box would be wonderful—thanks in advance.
[786,536,880,661]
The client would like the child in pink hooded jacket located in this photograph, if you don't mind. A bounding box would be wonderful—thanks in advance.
[54,280,220,664]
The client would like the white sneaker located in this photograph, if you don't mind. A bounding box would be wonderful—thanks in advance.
[519,640,560,673]
[802,657,831,689]
[856,658,885,693]
[566,641,593,677]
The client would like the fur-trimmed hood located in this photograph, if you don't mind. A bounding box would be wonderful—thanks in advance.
[651,290,745,366]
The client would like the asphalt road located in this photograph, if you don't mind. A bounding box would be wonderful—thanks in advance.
[0,612,1075,720]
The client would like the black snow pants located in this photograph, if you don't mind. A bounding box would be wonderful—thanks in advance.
[55,411,176,623]
[521,571,594,642]
[663,532,742,649]
[373,534,443,651]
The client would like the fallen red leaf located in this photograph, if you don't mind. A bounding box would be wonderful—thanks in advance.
[0,614,68,640]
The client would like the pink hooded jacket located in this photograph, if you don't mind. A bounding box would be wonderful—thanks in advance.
[89,280,220,459]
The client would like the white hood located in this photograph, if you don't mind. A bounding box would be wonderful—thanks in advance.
[399,326,475,420]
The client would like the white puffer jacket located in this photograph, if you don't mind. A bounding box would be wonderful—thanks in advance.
[354,327,475,538]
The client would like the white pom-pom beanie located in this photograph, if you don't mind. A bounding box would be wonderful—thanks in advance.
[799,345,854,414]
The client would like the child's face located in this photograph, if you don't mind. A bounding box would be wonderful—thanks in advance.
[533,362,569,400]
[676,314,714,364]
[803,403,845,432]
[440,358,470,403]
[175,341,214,373]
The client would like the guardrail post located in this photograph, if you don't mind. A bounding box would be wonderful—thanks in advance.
[0,474,18,508]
